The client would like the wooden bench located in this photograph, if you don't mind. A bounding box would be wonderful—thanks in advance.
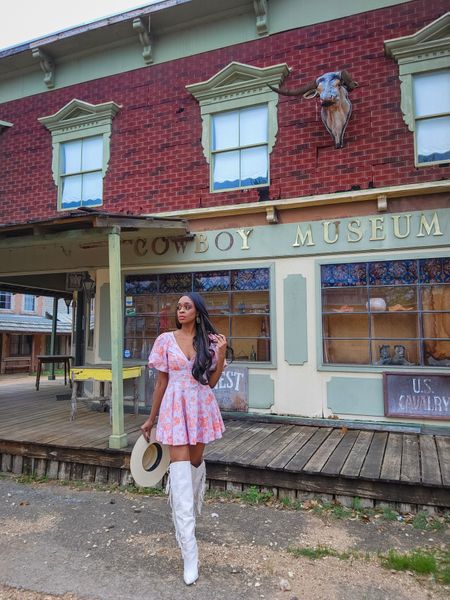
[1,356,32,374]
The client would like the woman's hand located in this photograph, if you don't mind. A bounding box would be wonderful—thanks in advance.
[210,333,227,358]
[140,417,155,442]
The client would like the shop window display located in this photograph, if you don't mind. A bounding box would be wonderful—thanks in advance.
[321,258,450,367]
[124,268,271,362]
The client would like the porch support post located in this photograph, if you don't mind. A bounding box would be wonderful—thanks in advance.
[108,226,127,449]
[48,296,58,380]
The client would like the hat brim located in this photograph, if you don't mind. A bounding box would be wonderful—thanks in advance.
[130,431,170,488]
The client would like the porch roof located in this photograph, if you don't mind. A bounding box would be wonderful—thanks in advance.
[0,313,72,334]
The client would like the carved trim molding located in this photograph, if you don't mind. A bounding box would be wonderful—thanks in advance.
[32,48,55,89]
[253,0,269,36]
[133,17,153,65]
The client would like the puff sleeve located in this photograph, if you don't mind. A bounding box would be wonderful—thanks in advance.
[209,342,227,373]
[148,333,169,372]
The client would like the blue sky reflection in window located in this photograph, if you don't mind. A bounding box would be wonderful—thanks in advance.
[212,105,268,190]
[60,136,103,208]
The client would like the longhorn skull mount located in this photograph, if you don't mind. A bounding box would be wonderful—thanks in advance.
[269,70,358,148]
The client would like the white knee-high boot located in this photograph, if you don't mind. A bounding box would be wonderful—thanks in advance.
[191,461,206,516]
[167,461,199,585]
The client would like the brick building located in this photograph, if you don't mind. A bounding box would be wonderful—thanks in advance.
[0,0,449,446]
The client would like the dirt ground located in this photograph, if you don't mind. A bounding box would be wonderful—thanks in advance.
[0,477,448,600]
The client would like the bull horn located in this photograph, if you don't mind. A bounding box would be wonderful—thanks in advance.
[340,70,358,91]
[268,80,317,97]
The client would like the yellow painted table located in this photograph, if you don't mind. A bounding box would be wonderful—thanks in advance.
[70,365,143,420]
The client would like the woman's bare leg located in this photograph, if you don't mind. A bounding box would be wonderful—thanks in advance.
[189,443,205,467]
[169,444,191,462]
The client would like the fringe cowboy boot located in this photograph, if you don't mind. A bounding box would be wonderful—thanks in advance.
[191,461,206,516]
[166,461,199,585]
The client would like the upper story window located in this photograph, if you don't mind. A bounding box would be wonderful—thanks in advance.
[39,99,120,211]
[0,291,12,310]
[212,106,268,191]
[413,70,450,165]
[187,61,288,193]
[23,295,36,312]
[60,136,103,208]
[385,13,450,168]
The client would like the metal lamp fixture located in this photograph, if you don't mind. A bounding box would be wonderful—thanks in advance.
[82,273,96,300]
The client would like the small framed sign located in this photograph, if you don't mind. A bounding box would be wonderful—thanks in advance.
[213,367,248,412]
[383,372,450,420]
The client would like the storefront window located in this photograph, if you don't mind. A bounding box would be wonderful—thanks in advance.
[124,268,271,362]
[10,335,32,356]
[321,258,450,367]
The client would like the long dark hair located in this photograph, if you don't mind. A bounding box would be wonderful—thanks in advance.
[175,292,218,385]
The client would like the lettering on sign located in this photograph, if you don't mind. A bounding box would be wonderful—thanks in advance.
[383,373,450,420]
[213,367,249,412]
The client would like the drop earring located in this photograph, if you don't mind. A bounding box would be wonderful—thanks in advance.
[196,316,200,324]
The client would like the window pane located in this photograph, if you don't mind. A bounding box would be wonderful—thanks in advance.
[241,146,268,187]
[371,341,418,366]
[371,313,418,338]
[24,295,35,311]
[61,140,82,174]
[421,285,450,310]
[369,286,417,311]
[420,258,450,284]
[81,171,103,206]
[212,112,239,150]
[82,136,103,171]
[323,313,369,338]
[213,150,239,190]
[0,292,12,309]
[323,339,369,365]
[240,105,268,146]
[194,271,230,292]
[368,260,417,285]
[322,288,368,312]
[422,313,450,339]
[413,71,450,118]
[61,175,82,208]
[321,263,367,287]
[424,340,450,366]
[416,116,450,163]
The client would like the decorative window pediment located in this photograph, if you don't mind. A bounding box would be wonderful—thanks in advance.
[39,99,120,209]
[385,13,450,167]
[186,62,288,192]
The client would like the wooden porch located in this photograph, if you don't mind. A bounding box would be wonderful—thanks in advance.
[0,375,449,510]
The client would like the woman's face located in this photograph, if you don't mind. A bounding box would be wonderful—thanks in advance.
[176,295,197,325]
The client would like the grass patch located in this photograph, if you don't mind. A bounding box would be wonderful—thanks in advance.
[381,548,450,584]
[240,485,274,505]
[288,545,352,560]
[382,507,398,521]
[16,474,49,484]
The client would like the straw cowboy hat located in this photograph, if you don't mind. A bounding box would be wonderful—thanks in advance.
[130,430,170,487]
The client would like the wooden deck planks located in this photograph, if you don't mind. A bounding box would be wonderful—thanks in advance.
[321,429,359,476]
[303,428,346,474]
[284,427,333,472]
[360,432,388,480]
[380,433,403,482]
[401,434,421,484]
[420,435,442,486]
[435,436,450,487]
[341,431,374,478]
[1,377,449,502]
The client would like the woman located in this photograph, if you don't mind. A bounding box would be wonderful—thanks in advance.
[140,292,227,585]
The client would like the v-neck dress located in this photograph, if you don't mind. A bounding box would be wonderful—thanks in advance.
[148,331,225,446]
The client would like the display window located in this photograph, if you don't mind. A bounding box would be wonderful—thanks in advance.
[321,258,450,367]
[124,268,271,362]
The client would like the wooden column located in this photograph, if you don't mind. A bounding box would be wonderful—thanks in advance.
[108,226,127,449]
[48,296,58,380]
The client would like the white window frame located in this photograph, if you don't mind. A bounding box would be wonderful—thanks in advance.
[186,61,288,193]
[23,295,36,312]
[385,12,450,167]
[0,291,12,310]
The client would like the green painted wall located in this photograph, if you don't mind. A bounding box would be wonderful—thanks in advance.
[248,373,274,409]
[284,274,308,365]
[327,377,384,416]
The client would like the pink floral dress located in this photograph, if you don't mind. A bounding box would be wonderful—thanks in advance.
[148,331,225,446]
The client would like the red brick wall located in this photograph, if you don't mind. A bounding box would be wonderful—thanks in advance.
[0,0,449,225]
